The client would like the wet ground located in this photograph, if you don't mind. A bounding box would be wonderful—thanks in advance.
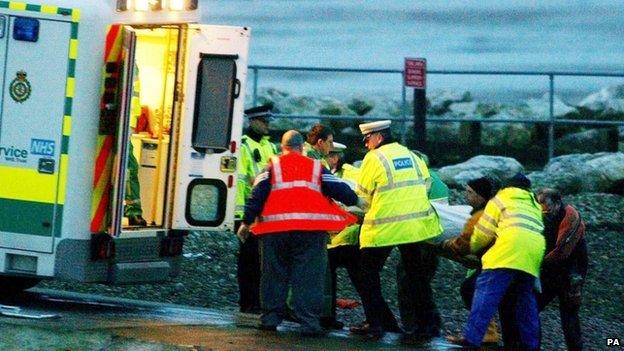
[0,288,465,351]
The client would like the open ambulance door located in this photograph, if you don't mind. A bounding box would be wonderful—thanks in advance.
[171,25,249,231]
[109,26,137,236]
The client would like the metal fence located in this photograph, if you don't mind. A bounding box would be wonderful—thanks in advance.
[248,65,624,161]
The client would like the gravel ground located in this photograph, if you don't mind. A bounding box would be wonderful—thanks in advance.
[41,191,624,350]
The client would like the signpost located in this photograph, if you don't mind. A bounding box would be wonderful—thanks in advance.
[404,58,427,152]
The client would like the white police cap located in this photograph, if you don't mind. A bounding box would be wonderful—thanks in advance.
[359,120,391,135]
[330,141,347,153]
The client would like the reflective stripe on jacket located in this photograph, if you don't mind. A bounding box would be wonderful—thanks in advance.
[235,135,277,219]
[471,187,546,277]
[356,143,442,248]
[251,153,357,235]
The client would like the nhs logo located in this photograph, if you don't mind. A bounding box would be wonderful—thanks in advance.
[31,139,55,156]
[393,157,413,170]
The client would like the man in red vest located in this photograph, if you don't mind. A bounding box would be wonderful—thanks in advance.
[237,130,359,336]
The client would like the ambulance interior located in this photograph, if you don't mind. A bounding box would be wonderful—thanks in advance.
[123,26,179,229]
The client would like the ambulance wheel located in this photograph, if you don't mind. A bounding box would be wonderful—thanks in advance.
[0,277,41,295]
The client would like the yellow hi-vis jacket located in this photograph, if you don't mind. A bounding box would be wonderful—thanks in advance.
[356,143,443,248]
[471,187,546,277]
[328,163,361,249]
[235,135,278,219]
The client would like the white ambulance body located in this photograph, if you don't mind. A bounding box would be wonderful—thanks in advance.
[0,0,249,291]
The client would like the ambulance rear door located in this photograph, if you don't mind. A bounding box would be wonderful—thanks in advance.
[0,14,74,253]
[171,25,249,231]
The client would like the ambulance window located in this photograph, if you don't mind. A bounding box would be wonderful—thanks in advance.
[186,179,226,226]
[191,54,239,153]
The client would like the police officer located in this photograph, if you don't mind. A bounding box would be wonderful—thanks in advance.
[235,105,279,314]
[350,120,443,340]
[325,142,366,330]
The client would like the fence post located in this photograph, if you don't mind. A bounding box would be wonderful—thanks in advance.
[548,74,555,162]
[401,83,407,144]
[252,67,259,106]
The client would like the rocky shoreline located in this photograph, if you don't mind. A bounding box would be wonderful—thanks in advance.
[41,190,624,350]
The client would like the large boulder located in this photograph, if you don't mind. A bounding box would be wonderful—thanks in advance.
[437,155,524,188]
[578,85,624,115]
[525,93,578,119]
[528,152,624,194]
[555,128,619,154]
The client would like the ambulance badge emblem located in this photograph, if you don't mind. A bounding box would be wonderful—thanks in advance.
[10,70,32,103]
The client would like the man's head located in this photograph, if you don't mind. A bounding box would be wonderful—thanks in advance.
[281,130,304,154]
[359,120,391,151]
[536,188,563,221]
[505,172,531,190]
[328,141,346,170]
[245,105,272,136]
[307,124,334,156]
[464,176,499,209]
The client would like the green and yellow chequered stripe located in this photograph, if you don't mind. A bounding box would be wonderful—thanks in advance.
[0,1,79,237]
[0,1,80,22]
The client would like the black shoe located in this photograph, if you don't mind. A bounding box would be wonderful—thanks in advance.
[400,332,433,346]
[349,321,370,335]
[383,324,403,334]
[258,324,277,332]
[240,306,262,315]
[300,328,327,337]
[320,317,344,330]
[350,322,384,340]
[128,215,147,226]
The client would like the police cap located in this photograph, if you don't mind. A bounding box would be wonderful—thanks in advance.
[244,105,273,120]
[359,120,391,135]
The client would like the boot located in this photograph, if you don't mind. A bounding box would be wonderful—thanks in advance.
[482,318,500,345]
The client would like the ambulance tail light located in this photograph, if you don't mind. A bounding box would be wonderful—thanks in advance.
[230,141,237,153]
[91,233,116,260]
[228,175,234,188]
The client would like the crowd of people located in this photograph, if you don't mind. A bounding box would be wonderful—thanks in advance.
[234,105,589,350]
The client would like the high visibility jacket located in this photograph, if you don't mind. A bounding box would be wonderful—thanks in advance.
[251,153,357,235]
[304,142,330,169]
[235,135,278,219]
[130,64,141,129]
[471,187,545,277]
[356,143,442,248]
[328,163,361,249]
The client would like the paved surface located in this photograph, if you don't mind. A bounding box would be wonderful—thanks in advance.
[0,288,466,350]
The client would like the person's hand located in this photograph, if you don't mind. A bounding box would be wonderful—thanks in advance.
[237,223,251,243]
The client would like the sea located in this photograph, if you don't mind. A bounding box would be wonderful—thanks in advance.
[202,0,624,104]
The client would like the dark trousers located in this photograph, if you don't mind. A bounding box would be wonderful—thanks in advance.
[360,242,438,331]
[396,244,441,335]
[235,220,261,312]
[537,239,588,351]
[328,245,364,320]
[465,269,540,350]
[259,231,327,333]
[460,269,480,310]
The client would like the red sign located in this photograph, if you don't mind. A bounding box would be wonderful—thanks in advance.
[404,58,426,89]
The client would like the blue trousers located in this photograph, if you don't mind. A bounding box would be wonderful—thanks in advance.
[259,231,327,333]
[464,268,540,350]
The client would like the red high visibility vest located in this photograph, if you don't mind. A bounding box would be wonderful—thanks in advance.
[251,153,357,235]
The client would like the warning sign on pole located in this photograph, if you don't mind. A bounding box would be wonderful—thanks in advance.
[404,58,426,89]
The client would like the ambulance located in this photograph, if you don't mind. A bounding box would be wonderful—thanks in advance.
[0,0,249,292]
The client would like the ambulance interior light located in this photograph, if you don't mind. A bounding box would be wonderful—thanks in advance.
[117,0,197,11]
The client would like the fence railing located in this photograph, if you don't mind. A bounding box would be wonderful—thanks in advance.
[248,65,624,162]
